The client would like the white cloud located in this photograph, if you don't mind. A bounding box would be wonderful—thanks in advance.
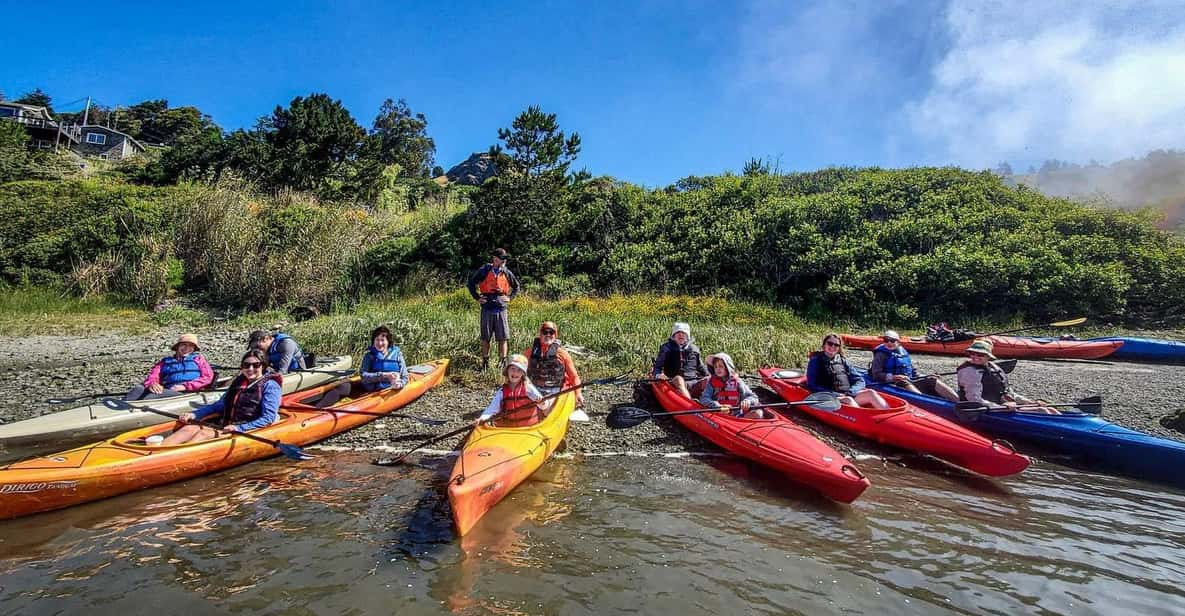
[908,0,1185,167]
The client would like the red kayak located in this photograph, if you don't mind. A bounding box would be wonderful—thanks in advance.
[840,334,1121,360]
[651,381,870,503]
[758,368,1030,477]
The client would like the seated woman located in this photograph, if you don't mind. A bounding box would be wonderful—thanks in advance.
[162,350,282,445]
[869,330,958,402]
[315,325,407,408]
[125,333,213,400]
[477,354,555,427]
[806,333,892,409]
[957,340,1057,414]
[699,353,763,419]
[651,322,710,399]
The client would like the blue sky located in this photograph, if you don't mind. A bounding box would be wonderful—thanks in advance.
[3,0,1183,186]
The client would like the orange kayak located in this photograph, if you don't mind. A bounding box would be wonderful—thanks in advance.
[0,360,448,520]
[448,391,577,536]
[841,334,1122,360]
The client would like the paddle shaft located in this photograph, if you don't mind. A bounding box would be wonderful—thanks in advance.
[130,404,302,451]
[908,359,1018,382]
[979,317,1086,338]
[643,399,825,419]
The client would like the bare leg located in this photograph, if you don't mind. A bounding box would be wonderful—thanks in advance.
[162,424,219,445]
[497,340,509,363]
[933,379,959,402]
[854,389,892,409]
[480,339,491,366]
[671,375,692,399]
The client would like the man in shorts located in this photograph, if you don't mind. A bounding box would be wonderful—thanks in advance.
[466,248,521,369]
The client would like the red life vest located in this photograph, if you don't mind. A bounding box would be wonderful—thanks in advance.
[477,266,512,296]
[708,375,742,407]
[498,381,541,427]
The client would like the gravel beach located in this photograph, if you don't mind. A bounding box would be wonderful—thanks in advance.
[2,328,1184,461]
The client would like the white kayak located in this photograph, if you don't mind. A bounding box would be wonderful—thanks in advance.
[0,355,352,461]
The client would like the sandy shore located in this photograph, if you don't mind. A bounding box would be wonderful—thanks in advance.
[2,327,1184,460]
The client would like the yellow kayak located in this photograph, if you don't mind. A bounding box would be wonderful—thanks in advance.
[447,391,577,536]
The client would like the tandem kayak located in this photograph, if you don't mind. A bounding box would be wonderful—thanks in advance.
[841,334,1122,360]
[448,390,577,536]
[0,355,354,462]
[650,381,870,503]
[0,360,448,520]
[758,368,1030,477]
[866,380,1185,488]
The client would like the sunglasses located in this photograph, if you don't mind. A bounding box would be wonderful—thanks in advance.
[824,341,841,348]
[883,338,899,343]
[540,329,556,335]
[241,361,263,369]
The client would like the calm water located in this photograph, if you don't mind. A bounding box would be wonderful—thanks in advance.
[2,450,1184,616]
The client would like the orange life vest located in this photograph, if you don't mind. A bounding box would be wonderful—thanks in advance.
[478,266,512,296]
[708,375,742,407]
[498,382,542,427]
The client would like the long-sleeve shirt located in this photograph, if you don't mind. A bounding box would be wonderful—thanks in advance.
[271,337,304,375]
[478,382,544,421]
[192,379,282,431]
[466,264,521,309]
[360,347,410,386]
[651,340,709,379]
[805,353,865,394]
[699,378,760,410]
[142,354,215,391]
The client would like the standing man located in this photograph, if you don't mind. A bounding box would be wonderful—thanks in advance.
[467,247,521,370]
[248,330,307,374]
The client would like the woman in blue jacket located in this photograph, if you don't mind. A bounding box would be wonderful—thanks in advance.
[806,333,892,409]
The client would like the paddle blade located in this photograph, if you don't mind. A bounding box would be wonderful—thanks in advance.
[372,455,406,466]
[1075,395,1103,415]
[101,398,134,411]
[277,443,315,461]
[1051,317,1087,327]
[953,401,988,421]
[998,359,1019,374]
[606,406,653,429]
[800,392,841,412]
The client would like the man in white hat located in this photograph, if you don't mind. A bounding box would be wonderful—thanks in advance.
[651,321,709,399]
[125,333,214,400]
[868,330,958,401]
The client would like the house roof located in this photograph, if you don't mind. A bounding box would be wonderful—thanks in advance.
[0,101,54,120]
[80,124,147,151]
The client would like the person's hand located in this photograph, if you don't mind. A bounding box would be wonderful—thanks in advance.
[178,412,195,422]
[498,294,510,306]
[478,296,488,304]
[223,424,241,433]
[1004,401,1018,409]
[383,372,399,385]
[149,383,164,394]
[892,374,909,383]
[740,399,752,411]
[169,384,186,392]
[654,373,669,381]
[576,391,586,407]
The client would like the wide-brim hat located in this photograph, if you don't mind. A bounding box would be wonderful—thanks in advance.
[882,329,901,342]
[503,353,530,376]
[172,333,200,352]
[965,339,996,359]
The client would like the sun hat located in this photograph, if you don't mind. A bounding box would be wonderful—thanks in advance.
[882,330,901,342]
[671,322,691,338]
[503,353,530,376]
[172,333,200,352]
[965,339,996,359]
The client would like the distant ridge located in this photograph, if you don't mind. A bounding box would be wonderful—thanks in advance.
[444,152,497,186]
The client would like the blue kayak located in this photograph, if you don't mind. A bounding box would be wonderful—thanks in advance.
[867,382,1185,487]
[1087,336,1185,364]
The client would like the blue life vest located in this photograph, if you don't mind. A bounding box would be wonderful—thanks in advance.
[268,333,304,372]
[159,353,203,387]
[364,346,404,391]
[873,344,916,379]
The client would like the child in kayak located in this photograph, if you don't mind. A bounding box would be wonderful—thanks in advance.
[699,353,763,418]
[478,354,555,427]
[163,349,281,444]
[807,333,892,409]
[868,330,958,402]
[651,322,710,399]
[125,333,214,400]
[957,340,1058,414]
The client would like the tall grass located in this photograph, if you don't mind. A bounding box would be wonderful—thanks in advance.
[291,291,841,385]
[0,287,150,335]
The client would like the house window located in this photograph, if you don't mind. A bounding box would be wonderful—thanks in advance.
[86,133,107,145]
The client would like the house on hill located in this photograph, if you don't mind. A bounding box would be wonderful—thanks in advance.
[75,125,146,160]
[0,101,81,150]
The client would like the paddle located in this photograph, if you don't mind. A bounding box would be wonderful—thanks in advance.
[606,392,841,429]
[210,364,354,377]
[953,395,1103,421]
[976,317,1087,338]
[908,359,1017,382]
[372,374,630,466]
[101,399,314,460]
[297,404,447,425]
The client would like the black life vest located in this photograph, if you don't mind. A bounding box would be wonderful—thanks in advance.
[811,351,853,393]
[221,371,283,427]
[661,340,703,379]
[528,339,566,389]
[957,361,1009,403]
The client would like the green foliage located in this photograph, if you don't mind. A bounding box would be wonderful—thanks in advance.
[0,121,28,183]
[490,105,581,178]
[13,88,52,113]
[366,98,436,178]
